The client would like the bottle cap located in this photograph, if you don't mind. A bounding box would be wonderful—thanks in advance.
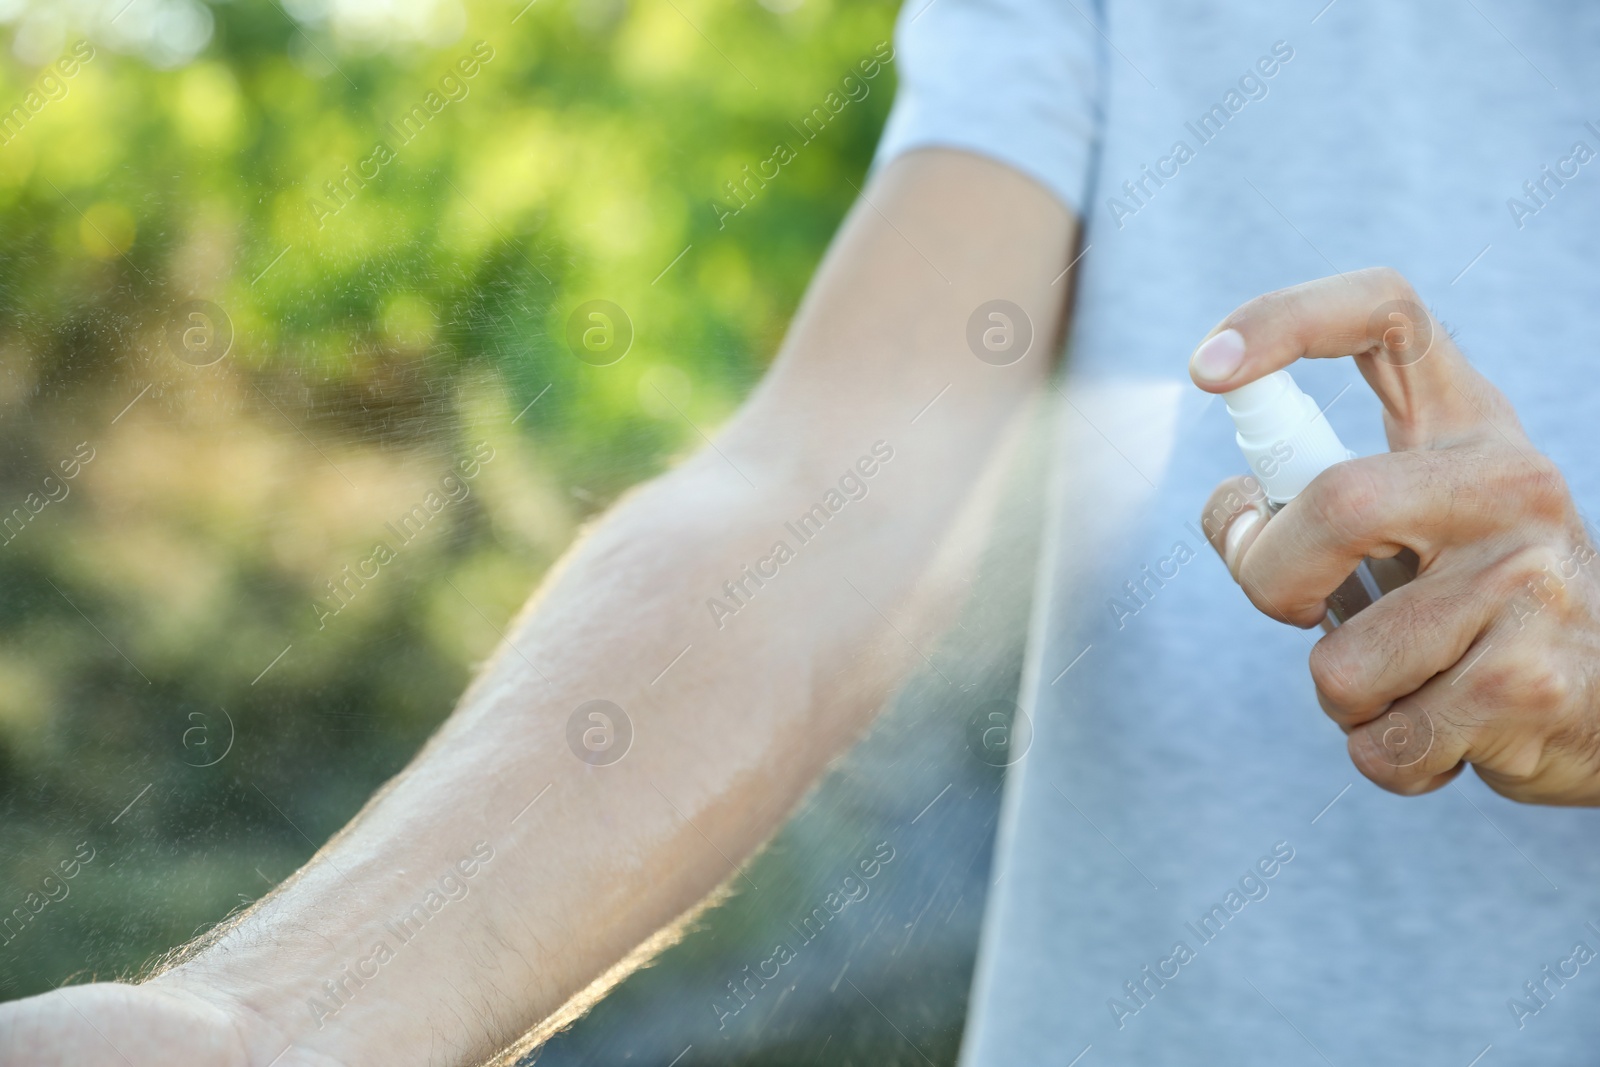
[1223,370,1350,504]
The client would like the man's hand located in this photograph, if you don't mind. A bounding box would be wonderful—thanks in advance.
[1190,267,1600,805]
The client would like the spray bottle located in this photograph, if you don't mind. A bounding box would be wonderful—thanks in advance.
[1223,370,1417,626]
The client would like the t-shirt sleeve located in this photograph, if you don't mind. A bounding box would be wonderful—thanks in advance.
[872,0,1103,216]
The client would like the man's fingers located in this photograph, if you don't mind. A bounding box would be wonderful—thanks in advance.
[1342,626,1581,799]
[1308,567,1499,728]
[1201,475,1328,627]
[1235,447,1543,624]
[1188,267,1510,448]
[1346,696,1469,796]
[1240,441,1575,626]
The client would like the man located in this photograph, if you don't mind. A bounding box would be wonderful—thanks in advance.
[7,0,1600,1064]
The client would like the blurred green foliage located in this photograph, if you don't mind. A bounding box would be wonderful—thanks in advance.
[0,0,898,1005]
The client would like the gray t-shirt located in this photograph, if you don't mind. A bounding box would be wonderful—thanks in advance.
[876,1,1600,1064]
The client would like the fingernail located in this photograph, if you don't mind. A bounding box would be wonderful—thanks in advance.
[1191,329,1246,384]
[1222,507,1262,571]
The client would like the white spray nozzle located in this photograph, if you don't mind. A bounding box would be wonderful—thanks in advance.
[1224,369,1349,504]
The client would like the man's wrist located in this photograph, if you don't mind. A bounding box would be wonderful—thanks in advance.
[145,967,302,1066]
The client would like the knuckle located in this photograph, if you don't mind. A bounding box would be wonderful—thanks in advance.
[1472,660,1519,704]
[1366,265,1416,303]
[1522,654,1572,710]
[1308,637,1366,714]
[1474,649,1571,711]
[1492,544,1574,616]
[1518,454,1570,520]
[1346,729,1413,793]
[1347,701,1450,794]
[1306,462,1385,542]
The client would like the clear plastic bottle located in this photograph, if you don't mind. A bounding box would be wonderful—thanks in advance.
[1223,371,1417,626]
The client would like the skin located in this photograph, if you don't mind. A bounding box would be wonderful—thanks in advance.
[1192,267,1600,805]
[0,147,1080,1066]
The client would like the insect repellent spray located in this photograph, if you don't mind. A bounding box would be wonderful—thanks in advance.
[1223,369,1416,625]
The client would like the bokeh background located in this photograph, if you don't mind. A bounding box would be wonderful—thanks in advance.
[0,0,1048,1063]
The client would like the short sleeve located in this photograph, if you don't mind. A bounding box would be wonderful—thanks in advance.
[872,0,1103,216]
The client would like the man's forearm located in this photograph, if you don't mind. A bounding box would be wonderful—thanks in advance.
[151,148,1079,1066]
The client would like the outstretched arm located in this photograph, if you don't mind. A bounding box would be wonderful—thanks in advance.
[0,146,1078,1067]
